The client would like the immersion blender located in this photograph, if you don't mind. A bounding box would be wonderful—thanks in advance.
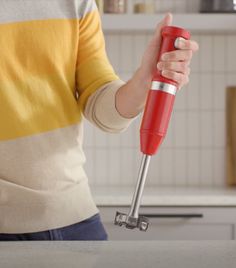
[114,26,191,231]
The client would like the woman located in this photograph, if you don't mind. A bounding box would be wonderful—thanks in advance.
[0,0,198,241]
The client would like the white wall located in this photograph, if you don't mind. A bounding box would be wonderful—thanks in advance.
[83,0,236,188]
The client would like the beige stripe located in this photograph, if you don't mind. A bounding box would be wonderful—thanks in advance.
[0,123,86,191]
[0,179,99,233]
[0,122,101,233]
[84,80,137,133]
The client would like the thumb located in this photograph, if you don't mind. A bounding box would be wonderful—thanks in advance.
[140,13,173,79]
[154,13,173,42]
[156,13,173,33]
[146,13,172,62]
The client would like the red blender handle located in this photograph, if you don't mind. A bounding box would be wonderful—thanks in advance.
[140,26,191,155]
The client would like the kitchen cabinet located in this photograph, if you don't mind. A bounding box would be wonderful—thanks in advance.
[92,186,236,240]
[98,206,236,240]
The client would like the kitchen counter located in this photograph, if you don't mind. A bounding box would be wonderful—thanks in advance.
[91,186,236,206]
[0,241,236,268]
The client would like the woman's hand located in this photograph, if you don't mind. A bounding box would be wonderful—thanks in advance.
[115,13,199,119]
[140,13,199,89]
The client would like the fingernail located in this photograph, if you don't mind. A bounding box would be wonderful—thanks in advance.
[174,37,185,49]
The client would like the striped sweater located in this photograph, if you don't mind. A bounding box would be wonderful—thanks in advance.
[0,0,133,233]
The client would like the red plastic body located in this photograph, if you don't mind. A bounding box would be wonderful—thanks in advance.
[140,26,191,155]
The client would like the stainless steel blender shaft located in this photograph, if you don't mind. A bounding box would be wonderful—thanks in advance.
[114,154,151,231]
[128,154,151,218]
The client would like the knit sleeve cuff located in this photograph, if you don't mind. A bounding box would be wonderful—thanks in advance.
[84,80,139,133]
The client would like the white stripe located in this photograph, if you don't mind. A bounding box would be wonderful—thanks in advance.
[0,0,97,25]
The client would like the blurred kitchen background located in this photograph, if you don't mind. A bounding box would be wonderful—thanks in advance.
[83,0,236,189]
[82,0,236,240]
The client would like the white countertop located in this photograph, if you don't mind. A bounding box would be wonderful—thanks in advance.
[1,241,236,268]
[91,186,236,206]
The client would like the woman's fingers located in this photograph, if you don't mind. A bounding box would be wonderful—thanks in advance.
[161,39,199,62]
[161,70,189,88]
[157,38,199,88]
[175,38,199,51]
[161,49,193,62]
[157,61,190,75]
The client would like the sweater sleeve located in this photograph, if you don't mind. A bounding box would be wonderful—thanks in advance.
[84,80,139,133]
[76,0,138,132]
[76,0,118,112]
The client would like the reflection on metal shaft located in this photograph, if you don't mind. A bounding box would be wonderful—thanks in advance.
[128,154,151,218]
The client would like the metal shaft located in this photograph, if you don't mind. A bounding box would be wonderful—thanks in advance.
[128,154,151,218]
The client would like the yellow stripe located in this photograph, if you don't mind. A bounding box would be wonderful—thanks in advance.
[0,19,81,141]
[76,10,119,111]
[0,11,118,141]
